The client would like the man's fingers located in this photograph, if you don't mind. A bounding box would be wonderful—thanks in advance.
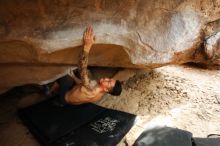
[84,29,89,39]
[84,26,91,38]
[83,30,87,38]
[83,26,94,42]
[88,26,94,37]
[88,26,92,36]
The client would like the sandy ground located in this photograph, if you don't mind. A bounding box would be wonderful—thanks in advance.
[0,65,220,146]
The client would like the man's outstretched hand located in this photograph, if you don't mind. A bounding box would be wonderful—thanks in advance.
[83,26,95,52]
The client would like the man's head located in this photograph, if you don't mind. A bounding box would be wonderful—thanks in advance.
[99,78,122,96]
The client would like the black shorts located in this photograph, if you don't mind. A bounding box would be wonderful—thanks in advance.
[56,75,75,105]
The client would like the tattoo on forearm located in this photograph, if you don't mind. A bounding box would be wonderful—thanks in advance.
[79,50,90,89]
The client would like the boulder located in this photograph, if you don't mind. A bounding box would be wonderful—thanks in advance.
[0,0,219,93]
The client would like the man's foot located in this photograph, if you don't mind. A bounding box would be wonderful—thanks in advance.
[41,82,59,97]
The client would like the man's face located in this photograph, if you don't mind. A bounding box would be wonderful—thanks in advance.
[99,78,116,92]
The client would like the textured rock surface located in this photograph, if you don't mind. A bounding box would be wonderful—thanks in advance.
[0,0,219,93]
[205,31,220,61]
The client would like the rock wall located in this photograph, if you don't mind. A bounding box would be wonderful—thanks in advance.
[0,0,219,93]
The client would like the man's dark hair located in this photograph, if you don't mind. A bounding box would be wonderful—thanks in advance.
[109,80,122,96]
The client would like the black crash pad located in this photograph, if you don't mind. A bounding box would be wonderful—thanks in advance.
[133,127,220,146]
[18,98,136,146]
[133,127,193,146]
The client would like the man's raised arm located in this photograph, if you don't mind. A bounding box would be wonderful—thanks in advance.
[78,26,95,89]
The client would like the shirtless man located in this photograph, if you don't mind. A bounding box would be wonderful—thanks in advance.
[46,26,122,105]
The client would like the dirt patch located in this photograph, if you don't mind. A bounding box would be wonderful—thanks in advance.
[96,65,220,145]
